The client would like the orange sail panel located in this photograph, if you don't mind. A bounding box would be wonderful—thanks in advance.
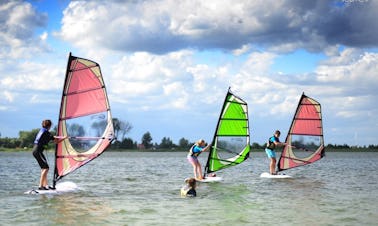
[278,93,325,171]
[53,53,114,186]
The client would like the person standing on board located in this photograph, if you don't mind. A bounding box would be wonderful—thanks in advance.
[187,139,211,180]
[265,130,286,175]
[32,119,67,190]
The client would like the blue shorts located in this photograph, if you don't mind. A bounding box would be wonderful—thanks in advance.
[265,148,276,158]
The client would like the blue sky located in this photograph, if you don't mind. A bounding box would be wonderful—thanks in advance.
[1,0,378,146]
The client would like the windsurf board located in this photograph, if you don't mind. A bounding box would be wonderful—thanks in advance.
[197,176,223,183]
[260,172,292,178]
[25,181,79,195]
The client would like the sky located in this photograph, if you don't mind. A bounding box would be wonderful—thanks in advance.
[0,0,377,146]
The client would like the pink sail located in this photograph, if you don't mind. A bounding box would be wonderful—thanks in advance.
[53,53,114,186]
[278,93,325,171]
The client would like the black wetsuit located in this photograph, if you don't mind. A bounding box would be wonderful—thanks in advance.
[186,188,197,197]
[32,128,54,169]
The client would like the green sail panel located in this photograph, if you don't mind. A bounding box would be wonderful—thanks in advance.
[204,88,250,175]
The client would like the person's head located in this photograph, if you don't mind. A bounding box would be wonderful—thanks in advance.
[274,130,281,137]
[42,119,52,130]
[185,178,197,189]
[196,139,206,147]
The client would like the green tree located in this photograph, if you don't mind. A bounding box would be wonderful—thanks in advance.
[251,142,263,149]
[19,129,39,148]
[0,137,20,148]
[159,137,173,148]
[141,132,153,149]
[178,137,190,148]
[120,137,136,149]
[113,118,133,141]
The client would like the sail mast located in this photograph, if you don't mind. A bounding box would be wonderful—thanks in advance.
[53,52,72,188]
[204,87,232,177]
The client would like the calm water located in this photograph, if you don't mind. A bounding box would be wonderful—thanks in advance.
[0,151,377,226]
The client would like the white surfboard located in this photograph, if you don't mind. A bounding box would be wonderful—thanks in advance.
[25,181,79,195]
[197,176,223,183]
[260,172,292,178]
[184,176,223,183]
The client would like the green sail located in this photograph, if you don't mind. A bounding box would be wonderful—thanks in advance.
[204,88,250,175]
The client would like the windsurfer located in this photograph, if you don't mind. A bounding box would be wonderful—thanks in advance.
[32,119,67,190]
[187,139,210,180]
[265,130,286,175]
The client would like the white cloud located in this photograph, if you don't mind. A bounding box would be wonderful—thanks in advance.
[316,48,378,89]
[0,1,48,58]
[232,44,251,56]
[57,0,378,55]
[107,49,235,114]
[0,59,64,115]
[39,31,48,41]
[0,61,62,91]
[3,90,14,102]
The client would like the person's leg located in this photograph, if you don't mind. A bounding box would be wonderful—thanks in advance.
[188,157,198,178]
[270,158,276,175]
[195,162,203,180]
[40,168,49,187]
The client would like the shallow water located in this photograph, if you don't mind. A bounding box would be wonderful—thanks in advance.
[0,151,377,225]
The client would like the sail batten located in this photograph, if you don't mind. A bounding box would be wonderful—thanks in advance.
[53,52,114,187]
[66,86,105,96]
[278,93,325,172]
[204,88,250,176]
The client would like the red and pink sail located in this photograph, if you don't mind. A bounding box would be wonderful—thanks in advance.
[278,93,325,171]
[53,53,114,187]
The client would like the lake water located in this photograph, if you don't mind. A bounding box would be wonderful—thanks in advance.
[0,151,377,225]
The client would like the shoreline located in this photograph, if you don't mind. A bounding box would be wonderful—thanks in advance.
[1,148,377,152]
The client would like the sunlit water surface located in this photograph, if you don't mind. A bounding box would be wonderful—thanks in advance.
[0,151,377,225]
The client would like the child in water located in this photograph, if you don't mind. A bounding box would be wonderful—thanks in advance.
[181,178,197,197]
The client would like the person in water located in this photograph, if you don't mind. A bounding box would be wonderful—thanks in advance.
[180,177,197,197]
[32,119,67,190]
[187,139,210,180]
[265,130,286,175]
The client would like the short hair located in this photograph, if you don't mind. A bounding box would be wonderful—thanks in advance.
[42,119,52,129]
[186,178,196,188]
[274,130,281,135]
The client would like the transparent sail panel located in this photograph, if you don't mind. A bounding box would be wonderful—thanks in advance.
[290,135,322,159]
[215,136,248,160]
[65,112,109,152]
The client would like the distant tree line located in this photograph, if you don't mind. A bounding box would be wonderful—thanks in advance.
[1,121,378,151]
[111,131,192,150]
[0,118,193,151]
[251,142,378,151]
